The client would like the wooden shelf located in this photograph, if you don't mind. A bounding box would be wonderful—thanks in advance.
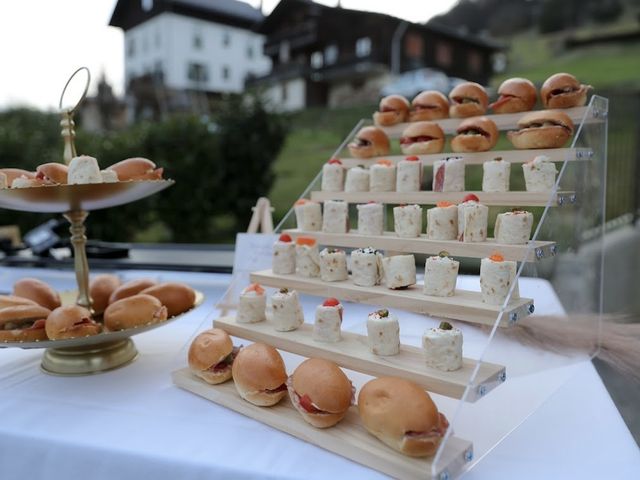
[173,368,473,480]
[311,190,575,207]
[378,106,593,137]
[283,229,556,263]
[338,147,592,168]
[250,270,533,328]
[214,316,506,402]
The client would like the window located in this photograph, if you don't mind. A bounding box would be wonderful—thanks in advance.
[355,37,371,58]
[310,51,323,69]
[127,38,135,57]
[404,33,424,58]
[153,60,164,82]
[223,31,231,47]
[247,44,254,59]
[222,66,230,81]
[279,41,290,63]
[193,33,202,50]
[324,44,338,65]
[141,0,153,11]
[142,35,149,53]
[187,62,208,83]
[281,82,288,102]
[435,41,453,67]
[468,50,483,74]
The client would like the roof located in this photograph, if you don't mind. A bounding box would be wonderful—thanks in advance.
[173,0,263,23]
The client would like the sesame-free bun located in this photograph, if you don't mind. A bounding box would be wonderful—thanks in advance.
[89,274,121,314]
[451,116,499,153]
[36,163,69,184]
[373,95,410,126]
[13,278,61,310]
[45,305,101,340]
[108,278,156,304]
[507,110,574,149]
[400,121,445,155]
[409,91,449,122]
[188,328,234,384]
[289,358,352,428]
[104,294,168,331]
[347,126,391,159]
[358,377,449,457]
[232,343,288,406]
[491,78,537,114]
[106,157,163,181]
[0,304,50,342]
[449,82,488,118]
[541,73,592,109]
[140,282,196,317]
[0,169,35,185]
[0,295,38,309]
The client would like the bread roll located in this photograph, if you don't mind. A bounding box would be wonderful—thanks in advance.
[13,278,61,310]
[140,282,196,317]
[104,294,168,331]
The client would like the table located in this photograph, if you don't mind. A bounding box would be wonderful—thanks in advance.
[0,267,638,479]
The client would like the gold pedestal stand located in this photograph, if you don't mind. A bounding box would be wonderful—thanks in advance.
[41,339,138,376]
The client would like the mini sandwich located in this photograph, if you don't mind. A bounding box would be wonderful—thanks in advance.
[107,157,163,181]
[358,377,449,457]
[507,110,574,149]
[399,121,445,155]
[490,78,537,114]
[451,116,498,153]
[347,126,390,159]
[45,305,101,340]
[36,163,69,184]
[0,304,51,342]
[232,343,288,406]
[89,274,121,314]
[11,177,48,188]
[409,90,449,122]
[188,328,237,385]
[449,82,489,118]
[68,155,102,184]
[287,358,353,428]
[108,278,157,304]
[0,169,35,186]
[373,95,410,126]
[541,73,592,109]
[103,294,168,331]
[0,295,38,309]
[140,282,196,317]
[13,278,61,310]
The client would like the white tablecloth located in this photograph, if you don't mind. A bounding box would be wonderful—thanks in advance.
[0,267,638,479]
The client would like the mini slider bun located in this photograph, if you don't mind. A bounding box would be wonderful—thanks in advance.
[36,163,69,184]
[358,377,449,457]
[541,73,592,109]
[373,95,410,126]
[103,294,168,331]
[410,91,449,122]
[288,358,353,428]
[232,343,288,406]
[0,295,38,309]
[0,169,35,185]
[45,305,101,340]
[400,121,445,155]
[0,304,51,342]
[490,77,537,114]
[449,82,489,118]
[347,126,391,159]
[451,116,499,153]
[107,157,163,181]
[507,110,574,149]
[13,278,61,310]
[108,278,156,304]
[89,274,121,314]
[188,328,235,384]
[140,282,196,317]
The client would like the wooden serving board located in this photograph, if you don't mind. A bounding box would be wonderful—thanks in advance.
[378,106,593,137]
[214,316,505,402]
[172,368,473,480]
[283,229,556,263]
[337,147,592,168]
[310,190,575,207]
[250,270,533,328]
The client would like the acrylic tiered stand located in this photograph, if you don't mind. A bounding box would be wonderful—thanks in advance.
[0,68,190,375]
[174,95,608,479]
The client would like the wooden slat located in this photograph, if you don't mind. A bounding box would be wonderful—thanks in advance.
[310,190,575,207]
[250,270,533,328]
[338,147,592,168]
[173,368,473,480]
[378,106,593,138]
[214,317,506,402]
[283,229,556,262]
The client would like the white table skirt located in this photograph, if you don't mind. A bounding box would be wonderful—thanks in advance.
[0,267,638,480]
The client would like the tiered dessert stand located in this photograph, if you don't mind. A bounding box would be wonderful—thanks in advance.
[0,68,195,375]
[174,95,608,479]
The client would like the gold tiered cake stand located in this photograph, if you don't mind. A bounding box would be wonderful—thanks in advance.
[0,68,199,375]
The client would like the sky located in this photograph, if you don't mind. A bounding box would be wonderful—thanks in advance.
[0,0,457,110]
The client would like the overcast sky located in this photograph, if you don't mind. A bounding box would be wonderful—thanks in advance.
[0,0,456,110]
